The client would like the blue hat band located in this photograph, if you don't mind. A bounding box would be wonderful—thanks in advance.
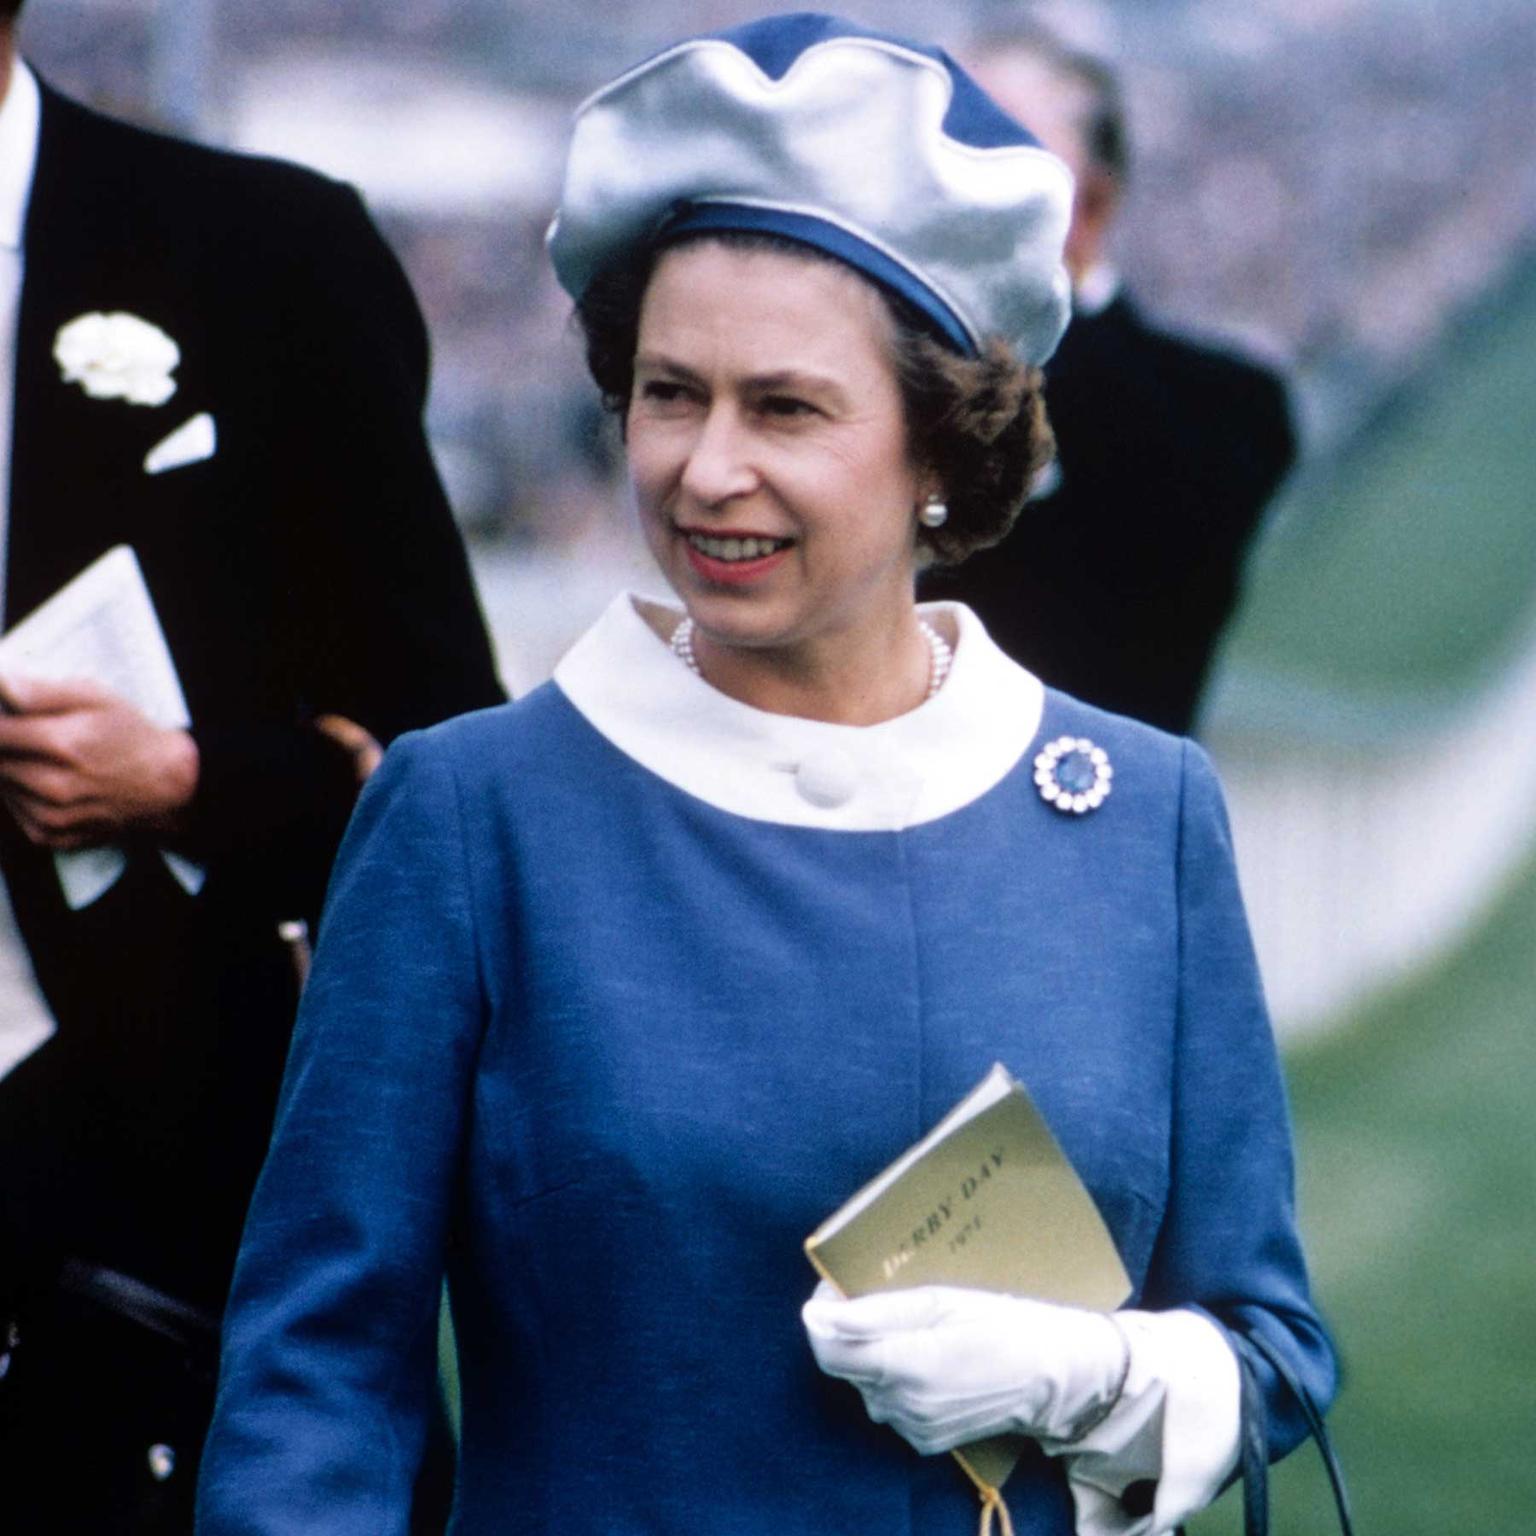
[661,202,976,355]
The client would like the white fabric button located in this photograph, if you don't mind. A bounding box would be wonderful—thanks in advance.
[795,748,859,809]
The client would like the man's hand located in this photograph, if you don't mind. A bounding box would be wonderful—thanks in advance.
[0,675,199,848]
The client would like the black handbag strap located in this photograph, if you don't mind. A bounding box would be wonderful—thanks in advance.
[1238,1336,1270,1536]
[1238,1329,1355,1536]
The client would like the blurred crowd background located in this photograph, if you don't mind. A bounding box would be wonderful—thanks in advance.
[16,1,1536,1530]
[25,0,1536,547]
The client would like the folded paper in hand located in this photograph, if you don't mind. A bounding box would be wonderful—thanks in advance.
[806,1063,1131,1497]
[0,546,198,908]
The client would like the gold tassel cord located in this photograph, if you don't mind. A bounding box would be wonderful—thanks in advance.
[978,1486,1016,1536]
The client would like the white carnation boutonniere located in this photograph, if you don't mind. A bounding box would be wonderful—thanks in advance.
[54,310,180,407]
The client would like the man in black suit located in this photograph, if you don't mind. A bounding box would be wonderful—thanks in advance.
[926,30,1296,735]
[0,6,503,1527]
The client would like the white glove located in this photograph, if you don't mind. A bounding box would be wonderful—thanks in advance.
[802,1280,1130,1456]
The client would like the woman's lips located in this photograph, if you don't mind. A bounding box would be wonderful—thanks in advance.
[679,528,794,586]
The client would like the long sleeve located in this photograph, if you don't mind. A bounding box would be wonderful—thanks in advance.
[1153,740,1336,1444]
[10,90,503,923]
[196,730,486,1535]
[1052,740,1336,1535]
[179,180,503,915]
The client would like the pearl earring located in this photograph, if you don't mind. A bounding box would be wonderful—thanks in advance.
[918,494,949,529]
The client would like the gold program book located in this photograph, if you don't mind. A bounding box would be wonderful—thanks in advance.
[805,1063,1131,1497]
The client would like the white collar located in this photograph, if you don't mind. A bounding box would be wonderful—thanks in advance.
[0,60,40,252]
[554,593,1044,832]
[1073,260,1121,318]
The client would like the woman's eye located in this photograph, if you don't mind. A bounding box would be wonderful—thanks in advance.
[760,395,817,419]
[636,379,691,406]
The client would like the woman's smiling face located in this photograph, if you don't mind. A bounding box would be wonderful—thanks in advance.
[627,239,928,665]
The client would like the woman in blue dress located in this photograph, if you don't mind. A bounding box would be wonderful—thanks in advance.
[196,16,1336,1536]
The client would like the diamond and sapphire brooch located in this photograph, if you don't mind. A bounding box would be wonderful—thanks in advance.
[1034,736,1113,815]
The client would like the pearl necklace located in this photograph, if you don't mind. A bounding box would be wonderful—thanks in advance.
[670,617,954,702]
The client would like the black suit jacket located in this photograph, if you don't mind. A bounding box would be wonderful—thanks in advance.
[0,81,504,1312]
[926,293,1296,734]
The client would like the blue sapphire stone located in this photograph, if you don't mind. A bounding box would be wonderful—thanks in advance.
[1056,750,1098,794]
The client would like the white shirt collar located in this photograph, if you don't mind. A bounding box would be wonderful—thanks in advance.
[0,59,40,253]
[554,593,1045,832]
[1073,260,1121,319]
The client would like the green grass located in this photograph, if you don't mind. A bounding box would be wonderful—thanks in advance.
[1191,854,1536,1535]
[1220,261,1536,705]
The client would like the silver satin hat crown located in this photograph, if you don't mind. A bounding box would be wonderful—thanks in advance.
[546,13,1075,364]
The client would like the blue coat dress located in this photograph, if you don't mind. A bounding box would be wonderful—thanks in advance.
[196,596,1336,1536]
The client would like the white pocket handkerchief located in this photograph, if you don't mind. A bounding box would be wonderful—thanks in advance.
[144,411,217,475]
[55,847,207,911]
[56,846,126,910]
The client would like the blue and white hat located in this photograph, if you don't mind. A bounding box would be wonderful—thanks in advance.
[547,13,1074,364]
